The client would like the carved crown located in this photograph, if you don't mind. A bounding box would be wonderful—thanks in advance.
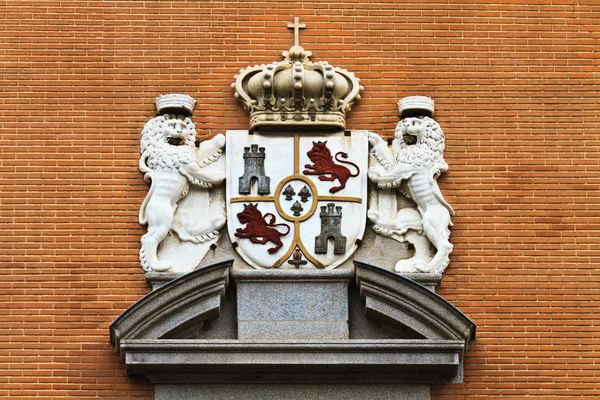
[232,45,364,130]
[398,96,435,118]
[155,94,197,116]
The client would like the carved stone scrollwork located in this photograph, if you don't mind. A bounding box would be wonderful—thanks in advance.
[368,96,455,274]
[138,94,227,273]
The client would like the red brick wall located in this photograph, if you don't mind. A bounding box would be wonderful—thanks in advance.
[1,1,599,398]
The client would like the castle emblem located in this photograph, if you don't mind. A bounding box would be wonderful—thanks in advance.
[315,203,347,255]
[239,144,270,195]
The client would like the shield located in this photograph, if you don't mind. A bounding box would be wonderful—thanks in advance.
[226,130,368,269]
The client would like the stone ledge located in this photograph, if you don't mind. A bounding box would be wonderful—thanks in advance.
[399,272,442,292]
[231,268,354,282]
[145,271,182,291]
[120,339,464,383]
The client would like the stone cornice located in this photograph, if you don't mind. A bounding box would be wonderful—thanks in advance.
[111,261,475,385]
[120,339,465,383]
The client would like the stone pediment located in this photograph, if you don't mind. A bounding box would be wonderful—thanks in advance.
[111,261,475,391]
[110,261,231,351]
[355,261,476,348]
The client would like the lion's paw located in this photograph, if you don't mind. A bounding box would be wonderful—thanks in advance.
[150,261,173,272]
[412,260,438,273]
[368,131,386,146]
[394,259,418,273]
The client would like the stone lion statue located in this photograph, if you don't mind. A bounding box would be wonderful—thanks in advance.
[368,116,454,273]
[138,114,226,272]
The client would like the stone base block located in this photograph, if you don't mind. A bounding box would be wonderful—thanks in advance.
[232,269,353,340]
[400,272,442,292]
[146,271,182,291]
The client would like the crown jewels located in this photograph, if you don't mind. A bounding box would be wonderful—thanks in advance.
[232,23,364,130]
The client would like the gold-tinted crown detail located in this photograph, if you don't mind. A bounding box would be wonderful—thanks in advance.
[232,44,364,130]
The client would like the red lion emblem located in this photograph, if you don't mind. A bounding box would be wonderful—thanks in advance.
[303,141,360,194]
[235,204,290,253]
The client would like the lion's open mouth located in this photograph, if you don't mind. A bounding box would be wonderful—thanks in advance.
[167,137,185,146]
[403,134,417,145]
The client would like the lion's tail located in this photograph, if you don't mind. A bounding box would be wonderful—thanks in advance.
[197,134,226,168]
[263,213,291,236]
[138,152,154,225]
[273,223,291,236]
[139,152,153,183]
[335,152,360,177]
[138,181,154,225]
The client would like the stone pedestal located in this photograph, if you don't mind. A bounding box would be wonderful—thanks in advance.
[232,269,353,340]
[156,384,430,400]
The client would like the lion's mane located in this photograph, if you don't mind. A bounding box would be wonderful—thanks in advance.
[139,114,196,180]
[394,116,448,174]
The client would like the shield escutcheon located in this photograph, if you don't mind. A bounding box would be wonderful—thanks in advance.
[226,130,368,269]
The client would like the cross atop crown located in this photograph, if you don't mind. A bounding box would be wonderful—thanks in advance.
[232,17,363,130]
[287,17,306,47]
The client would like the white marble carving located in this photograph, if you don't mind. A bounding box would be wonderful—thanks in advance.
[139,94,226,273]
[368,97,454,274]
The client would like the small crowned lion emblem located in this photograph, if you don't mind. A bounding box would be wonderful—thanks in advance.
[303,141,360,193]
[235,204,290,253]
[138,114,226,272]
[368,116,455,273]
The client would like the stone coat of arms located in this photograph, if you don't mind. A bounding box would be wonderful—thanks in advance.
[136,21,455,285]
[115,21,475,400]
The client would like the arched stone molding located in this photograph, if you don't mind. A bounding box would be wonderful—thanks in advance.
[355,261,475,349]
[110,260,231,354]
